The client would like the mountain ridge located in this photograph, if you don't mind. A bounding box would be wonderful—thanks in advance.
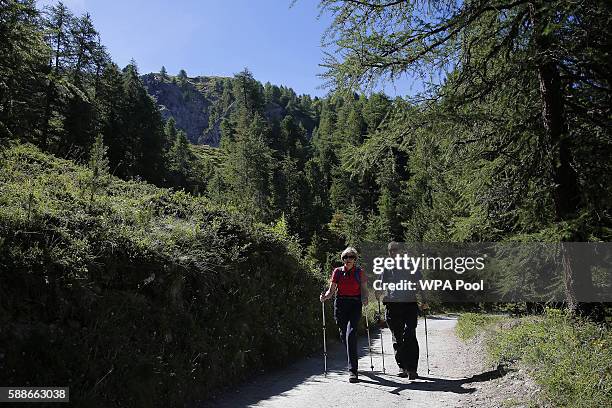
[141,72,318,147]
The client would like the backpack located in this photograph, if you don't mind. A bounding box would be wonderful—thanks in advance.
[334,265,362,285]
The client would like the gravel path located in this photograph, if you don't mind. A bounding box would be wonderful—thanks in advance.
[202,315,512,408]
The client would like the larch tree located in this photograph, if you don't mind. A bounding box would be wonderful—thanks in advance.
[319,0,611,315]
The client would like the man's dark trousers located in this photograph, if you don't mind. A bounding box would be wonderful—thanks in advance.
[334,297,362,373]
[385,302,419,372]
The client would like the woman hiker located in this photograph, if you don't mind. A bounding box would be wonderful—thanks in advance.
[319,246,369,383]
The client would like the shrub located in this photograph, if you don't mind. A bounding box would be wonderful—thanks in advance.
[457,310,612,408]
[456,312,504,341]
[0,144,325,407]
[488,310,611,408]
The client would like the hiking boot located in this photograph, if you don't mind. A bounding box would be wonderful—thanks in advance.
[348,370,359,383]
[408,370,418,380]
[398,369,408,378]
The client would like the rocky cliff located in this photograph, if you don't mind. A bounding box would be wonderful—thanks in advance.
[141,73,223,146]
[142,73,316,147]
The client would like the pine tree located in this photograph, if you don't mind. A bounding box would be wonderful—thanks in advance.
[40,1,75,149]
[71,13,100,84]
[263,81,273,105]
[312,100,335,152]
[221,112,276,221]
[361,93,390,133]
[304,157,333,236]
[232,68,264,116]
[272,154,310,237]
[87,133,109,209]
[121,62,166,183]
[0,0,48,141]
[164,117,177,147]
[220,78,234,111]
[177,68,188,84]
[329,201,365,247]
[320,0,612,315]
[365,211,392,242]
[97,62,125,173]
[160,65,168,81]
[169,130,191,175]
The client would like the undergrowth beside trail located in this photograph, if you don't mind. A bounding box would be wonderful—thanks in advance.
[455,313,505,341]
[0,143,325,407]
[457,311,612,408]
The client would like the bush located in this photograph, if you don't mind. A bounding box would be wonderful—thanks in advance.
[488,310,611,408]
[0,144,325,407]
[457,310,612,408]
[456,312,504,341]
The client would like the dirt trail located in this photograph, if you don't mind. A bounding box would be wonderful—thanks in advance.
[203,315,512,408]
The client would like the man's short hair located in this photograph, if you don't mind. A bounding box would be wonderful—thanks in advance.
[388,241,401,252]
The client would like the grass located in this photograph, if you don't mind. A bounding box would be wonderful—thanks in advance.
[455,312,505,341]
[457,310,612,408]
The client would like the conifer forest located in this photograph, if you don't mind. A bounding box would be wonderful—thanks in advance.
[0,1,610,406]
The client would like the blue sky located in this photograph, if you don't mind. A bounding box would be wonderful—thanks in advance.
[37,0,418,97]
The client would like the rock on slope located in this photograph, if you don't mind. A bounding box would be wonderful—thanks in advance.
[142,73,317,147]
[141,73,219,146]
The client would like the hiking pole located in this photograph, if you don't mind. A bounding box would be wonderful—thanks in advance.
[364,313,374,371]
[424,311,430,375]
[322,299,327,377]
[378,300,386,374]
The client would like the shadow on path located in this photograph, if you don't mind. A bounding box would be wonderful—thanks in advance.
[358,366,508,396]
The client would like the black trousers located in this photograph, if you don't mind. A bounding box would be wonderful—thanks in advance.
[385,302,419,371]
[334,297,362,372]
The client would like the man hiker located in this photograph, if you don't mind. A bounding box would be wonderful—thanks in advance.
[320,247,369,383]
[376,241,428,380]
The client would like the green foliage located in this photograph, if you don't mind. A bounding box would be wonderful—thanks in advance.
[168,130,191,173]
[328,201,366,247]
[0,144,325,406]
[120,63,167,183]
[0,0,49,141]
[232,68,264,116]
[2,0,403,260]
[318,0,611,316]
[2,1,610,403]
[1,1,176,185]
[87,134,109,208]
[219,112,276,221]
[484,311,611,408]
[456,313,505,341]
[177,68,187,83]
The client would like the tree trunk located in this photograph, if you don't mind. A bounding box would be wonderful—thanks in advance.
[41,80,53,150]
[530,3,594,317]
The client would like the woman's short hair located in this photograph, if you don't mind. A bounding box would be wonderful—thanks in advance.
[341,246,359,261]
